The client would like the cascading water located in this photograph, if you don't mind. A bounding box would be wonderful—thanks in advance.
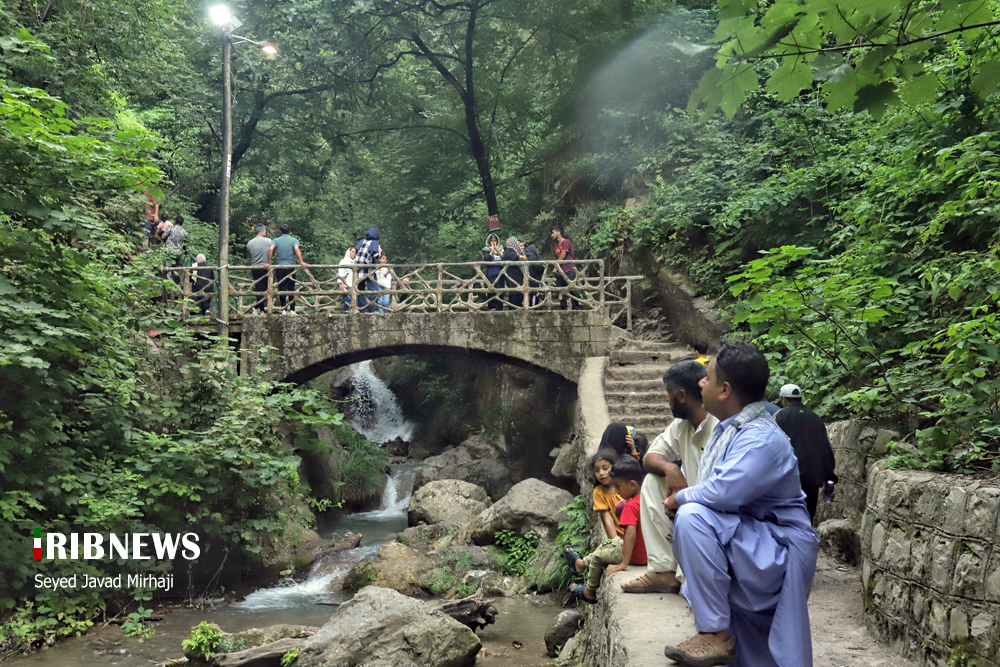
[348,360,414,444]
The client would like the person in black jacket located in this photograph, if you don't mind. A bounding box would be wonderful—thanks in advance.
[774,383,838,521]
[482,233,504,311]
[502,236,526,308]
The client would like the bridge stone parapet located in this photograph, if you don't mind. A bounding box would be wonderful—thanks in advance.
[241,310,622,385]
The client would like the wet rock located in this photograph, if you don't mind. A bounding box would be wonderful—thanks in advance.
[307,532,365,576]
[298,586,481,667]
[342,542,433,596]
[224,624,318,646]
[466,479,574,545]
[408,480,491,527]
[210,637,304,667]
[414,434,512,497]
[383,437,408,457]
[556,634,582,667]
[550,437,581,479]
[398,523,458,546]
[817,519,861,566]
[544,609,582,657]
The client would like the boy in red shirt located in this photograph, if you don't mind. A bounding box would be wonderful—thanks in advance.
[565,456,647,603]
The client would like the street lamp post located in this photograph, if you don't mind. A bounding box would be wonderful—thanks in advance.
[210,6,275,346]
[219,29,232,345]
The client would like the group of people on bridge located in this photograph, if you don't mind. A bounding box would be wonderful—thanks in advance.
[155,216,588,316]
[566,341,837,666]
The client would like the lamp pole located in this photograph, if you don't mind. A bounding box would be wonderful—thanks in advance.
[218,30,232,345]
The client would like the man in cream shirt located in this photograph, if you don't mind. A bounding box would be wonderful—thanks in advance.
[620,360,718,593]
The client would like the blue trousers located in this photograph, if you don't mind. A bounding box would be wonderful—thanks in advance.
[674,503,788,667]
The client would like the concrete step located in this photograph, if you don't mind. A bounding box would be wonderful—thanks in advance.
[607,406,673,420]
[608,416,672,435]
[604,400,671,413]
[605,364,670,381]
[604,378,664,392]
[604,389,667,403]
[610,348,691,365]
[620,337,677,350]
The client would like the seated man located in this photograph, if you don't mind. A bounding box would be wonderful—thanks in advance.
[621,360,718,594]
[664,341,818,667]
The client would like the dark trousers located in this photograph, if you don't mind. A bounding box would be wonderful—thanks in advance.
[275,267,296,311]
[252,267,268,311]
[803,482,820,522]
[486,274,504,311]
[356,278,379,313]
[556,270,577,310]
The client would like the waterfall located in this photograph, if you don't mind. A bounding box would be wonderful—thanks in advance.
[348,360,414,444]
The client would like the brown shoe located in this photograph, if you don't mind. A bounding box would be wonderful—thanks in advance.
[664,633,737,666]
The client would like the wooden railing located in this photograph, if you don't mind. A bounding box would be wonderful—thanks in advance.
[161,260,639,329]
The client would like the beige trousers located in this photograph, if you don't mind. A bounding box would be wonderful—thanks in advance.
[639,473,679,573]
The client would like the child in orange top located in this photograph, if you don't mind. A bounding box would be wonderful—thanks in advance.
[565,456,647,603]
[590,448,624,539]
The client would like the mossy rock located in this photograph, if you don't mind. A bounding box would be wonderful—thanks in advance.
[342,563,379,594]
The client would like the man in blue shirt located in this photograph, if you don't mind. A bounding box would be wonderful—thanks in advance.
[267,224,308,313]
[663,341,818,667]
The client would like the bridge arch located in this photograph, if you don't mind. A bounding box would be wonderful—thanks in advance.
[240,311,618,386]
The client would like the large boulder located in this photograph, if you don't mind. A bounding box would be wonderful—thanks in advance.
[414,435,512,498]
[342,542,433,596]
[298,587,482,667]
[408,480,491,527]
[544,609,582,657]
[817,518,861,566]
[466,479,574,545]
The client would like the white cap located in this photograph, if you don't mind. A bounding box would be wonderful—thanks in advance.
[779,384,802,399]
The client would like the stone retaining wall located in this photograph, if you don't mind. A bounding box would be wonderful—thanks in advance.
[860,462,1000,666]
[815,420,898,525]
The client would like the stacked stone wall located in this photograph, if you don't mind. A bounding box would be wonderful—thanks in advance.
[815,420,898,525]
[860,462,1000,666]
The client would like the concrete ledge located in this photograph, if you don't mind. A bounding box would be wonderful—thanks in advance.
[583,567,695,667]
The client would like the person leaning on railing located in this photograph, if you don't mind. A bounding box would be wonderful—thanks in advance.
[523,240,544,307]
[246,224,274,312]
[267,224,308,314]
[190,254,215,316]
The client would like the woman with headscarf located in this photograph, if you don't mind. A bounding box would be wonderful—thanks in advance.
[503,236,527,308]
[482,233,504,311]
[523,239,544,307]
[338,246,356,312]
[599,423,644,462]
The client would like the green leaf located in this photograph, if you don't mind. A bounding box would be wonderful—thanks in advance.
[767,59,816,101]
[972,61,1000,98]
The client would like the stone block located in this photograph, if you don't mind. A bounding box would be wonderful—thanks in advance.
[873,428,901,456]
[883,528,912,574]
[863,559,872,588]
[569,326,591,342]
[950,606,969,641]
[912,593,927,625]
[931,537,955,594]
[888,480,911,514]
[965,488,1000,541]
[971,610,994,642]
[911,481,944,527]
[944,487,967,533]
[929,600,951,642]
[986,551,1000,603]
[952,544,986,600]
[861,511,875,551]
[910,534,932,583]
[871,523,887,560]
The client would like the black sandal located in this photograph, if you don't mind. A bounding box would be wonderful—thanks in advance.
[563,545,583,573]
[569,583,597,604]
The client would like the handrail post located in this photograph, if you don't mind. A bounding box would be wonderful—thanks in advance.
[181,266,191,320]
[266,267,274,314]
[598,260,605,317]
[437,264,444,312]
[349,267,358,314]
[627,278,633,331]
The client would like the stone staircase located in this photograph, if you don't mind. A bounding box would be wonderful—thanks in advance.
[604,336,692,438]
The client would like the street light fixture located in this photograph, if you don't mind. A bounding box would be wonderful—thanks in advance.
[210,5,276,344]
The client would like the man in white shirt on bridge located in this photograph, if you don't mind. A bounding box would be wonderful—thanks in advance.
[620,360,718,594]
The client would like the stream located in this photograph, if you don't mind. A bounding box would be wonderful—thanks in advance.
[10,362,559,667]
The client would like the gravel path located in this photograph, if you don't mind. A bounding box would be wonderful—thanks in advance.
[810,554,916,667]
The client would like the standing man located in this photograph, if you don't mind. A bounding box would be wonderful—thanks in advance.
[620,360,718,595]
[775,383,838,521]
[663,341,817,667]
[267,224,308,313]
[550,225,576,310]
[246,224,273,312]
